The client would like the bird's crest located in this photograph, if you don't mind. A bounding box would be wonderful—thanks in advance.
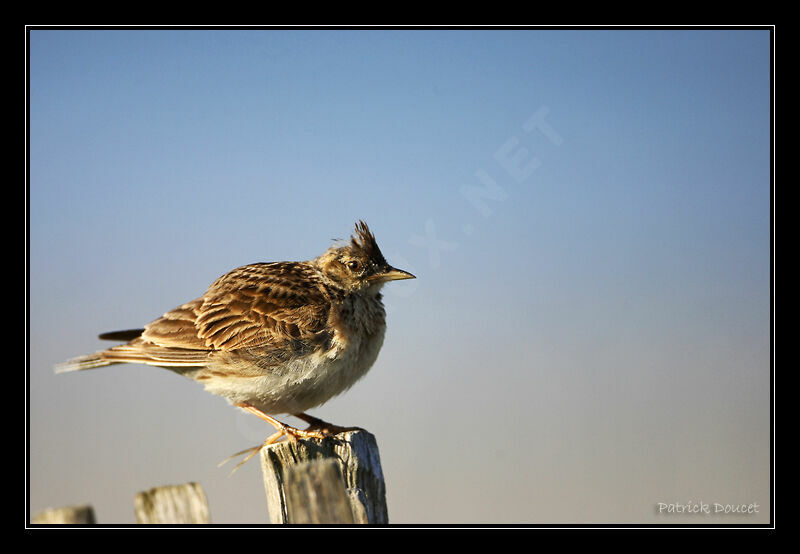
[350,221,387,265]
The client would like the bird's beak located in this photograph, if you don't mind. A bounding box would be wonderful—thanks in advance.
[370,266,416,282]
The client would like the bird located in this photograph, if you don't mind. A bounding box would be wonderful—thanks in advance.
[56,221,415,469]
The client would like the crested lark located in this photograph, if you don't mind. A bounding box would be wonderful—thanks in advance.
[57,221,414,467]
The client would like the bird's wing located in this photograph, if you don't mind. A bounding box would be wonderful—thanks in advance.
[141,262,331,353]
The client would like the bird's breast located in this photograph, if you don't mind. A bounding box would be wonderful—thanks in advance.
[324,293,387,385]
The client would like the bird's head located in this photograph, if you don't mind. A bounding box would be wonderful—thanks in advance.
[316,221,415,294]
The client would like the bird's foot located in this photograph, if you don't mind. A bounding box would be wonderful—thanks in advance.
[294,412,363,436]
[220,404,332,474]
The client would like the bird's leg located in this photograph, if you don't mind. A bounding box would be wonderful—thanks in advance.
[219,403,329,474]
[237,403,329,441]
[293,412,362,436]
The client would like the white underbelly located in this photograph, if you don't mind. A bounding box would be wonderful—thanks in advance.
[201,327,386,415]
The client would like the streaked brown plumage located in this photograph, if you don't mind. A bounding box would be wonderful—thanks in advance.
[57,221,414,467]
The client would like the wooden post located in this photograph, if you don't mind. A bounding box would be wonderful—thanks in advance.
[260,428,388,524]
[284,459,355,524]
[134,482,211,524]
[32,504,96,524]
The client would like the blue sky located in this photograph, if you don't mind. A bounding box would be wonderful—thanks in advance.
[28,28,771,524]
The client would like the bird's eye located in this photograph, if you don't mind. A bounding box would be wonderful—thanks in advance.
[346,260,360,271]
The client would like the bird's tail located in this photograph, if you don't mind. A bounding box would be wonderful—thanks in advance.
[54,351,118,373]
[54,328,145,374]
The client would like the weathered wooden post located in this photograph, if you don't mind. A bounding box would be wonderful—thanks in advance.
[134,482,211,524]
[283,459,355,523]
[260,428,388,524]
[32,504,96,524]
